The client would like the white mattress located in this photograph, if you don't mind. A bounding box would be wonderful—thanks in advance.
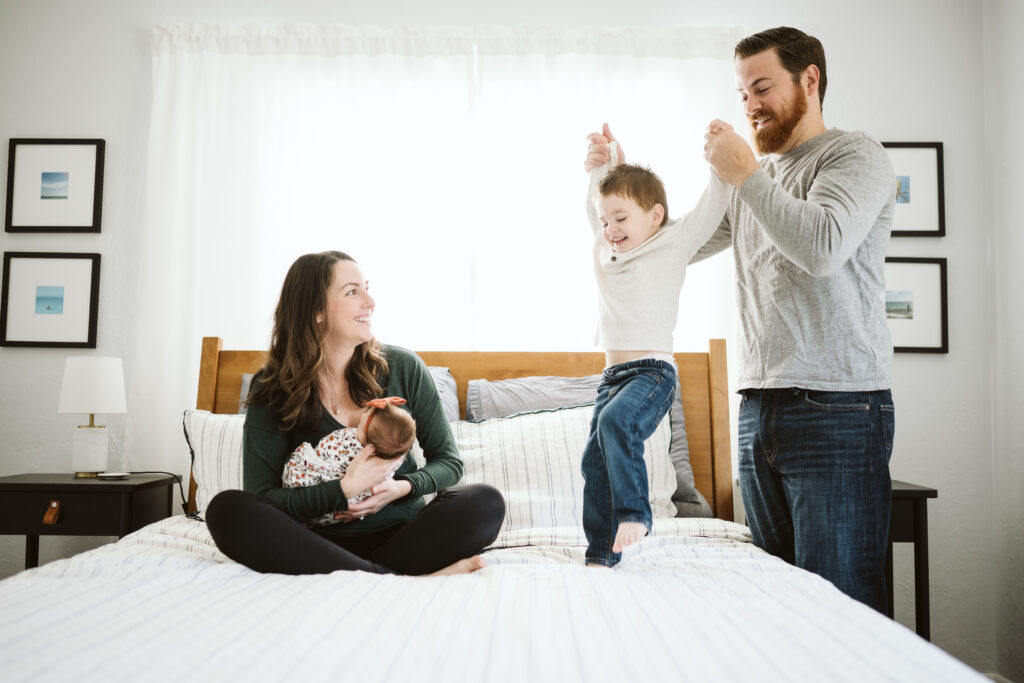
[0,516,981,682]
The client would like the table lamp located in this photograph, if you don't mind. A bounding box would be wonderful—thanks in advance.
[57,356,127,477]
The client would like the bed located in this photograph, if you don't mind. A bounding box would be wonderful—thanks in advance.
[0,338,980,682]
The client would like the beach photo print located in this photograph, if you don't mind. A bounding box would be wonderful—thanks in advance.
[882,142,945,237]
[4,139,105,233]
[1,252,101,348]
[884,257,948,353]
[40,172,69,200]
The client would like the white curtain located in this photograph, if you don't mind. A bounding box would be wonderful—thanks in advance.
[131,24,744,475]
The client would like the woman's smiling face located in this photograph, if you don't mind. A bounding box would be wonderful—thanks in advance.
[323,259,375,348]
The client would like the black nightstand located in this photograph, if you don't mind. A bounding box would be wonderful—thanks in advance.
[0,473,177,569]
[886,479,938,640]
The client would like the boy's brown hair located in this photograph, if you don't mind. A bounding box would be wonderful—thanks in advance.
[366,403,416,459]
[598,164,669,227]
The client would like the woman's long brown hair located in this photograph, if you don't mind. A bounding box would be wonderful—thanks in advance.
[249,251,388,431]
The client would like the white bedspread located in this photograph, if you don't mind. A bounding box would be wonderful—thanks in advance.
[0,516,981,682]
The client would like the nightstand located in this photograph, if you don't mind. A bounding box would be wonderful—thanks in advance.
[886,479,938,641]
[0,473,177,569]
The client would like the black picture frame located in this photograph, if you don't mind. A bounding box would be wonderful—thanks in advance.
[881,142,945,237]
[884,257,948,353]
[0,252,101,348]
[4,138,105,233]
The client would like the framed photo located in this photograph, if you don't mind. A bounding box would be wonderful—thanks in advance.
[884,257,948,353]
[881,142,945,237]
[0,252,101,348]
[4,139,105,233]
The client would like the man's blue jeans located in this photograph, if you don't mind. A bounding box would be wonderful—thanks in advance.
[738,388,895,612]
[581,359,677,567]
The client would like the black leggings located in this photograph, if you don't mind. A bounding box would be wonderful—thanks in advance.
[205,484,505,576]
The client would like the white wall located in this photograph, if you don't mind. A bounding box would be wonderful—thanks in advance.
[0,0,1017,677]
[984,1,1024,680]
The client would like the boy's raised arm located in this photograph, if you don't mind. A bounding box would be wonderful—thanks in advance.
[584,127,622,236]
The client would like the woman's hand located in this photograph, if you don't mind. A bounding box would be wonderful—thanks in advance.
[334,478,413,522]
[337,447,397,500]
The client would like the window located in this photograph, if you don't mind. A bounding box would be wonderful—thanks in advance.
[133,25,742,467]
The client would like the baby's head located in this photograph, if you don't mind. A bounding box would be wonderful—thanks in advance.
[596,164,669,253]
[357,397,416,460]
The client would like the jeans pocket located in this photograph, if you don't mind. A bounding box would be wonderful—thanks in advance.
[880,404,895,453]
[801,391,871,412]
[644,370,670,405]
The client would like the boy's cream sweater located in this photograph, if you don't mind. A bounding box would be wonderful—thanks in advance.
[587,149,730,352]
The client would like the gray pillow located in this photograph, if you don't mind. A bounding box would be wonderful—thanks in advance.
[673,495,712,518]
[426,366,460,423]
[665,381,703,505]
[239,373,255,413]
[464,374,707,511]
[466,374,601,420]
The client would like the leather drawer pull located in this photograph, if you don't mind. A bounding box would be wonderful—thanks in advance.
[43,499,61,525]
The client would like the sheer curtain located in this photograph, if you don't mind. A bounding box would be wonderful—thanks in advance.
[130,24,743,474]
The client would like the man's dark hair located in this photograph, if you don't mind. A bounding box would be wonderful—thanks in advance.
[735,27,827,108]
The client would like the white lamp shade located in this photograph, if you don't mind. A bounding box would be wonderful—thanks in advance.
[58,356,127,415]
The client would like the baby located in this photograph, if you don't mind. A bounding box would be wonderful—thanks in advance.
[282,396,416,526]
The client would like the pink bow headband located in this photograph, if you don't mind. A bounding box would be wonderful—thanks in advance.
[364,396,407,431]
[366,396,407,410]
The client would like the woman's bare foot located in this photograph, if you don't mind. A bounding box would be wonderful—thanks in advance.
[429,555,487,576]
[611,522,648,553]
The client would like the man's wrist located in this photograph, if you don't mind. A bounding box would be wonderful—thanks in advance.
[734,164,764,191]
[732,160,759,188]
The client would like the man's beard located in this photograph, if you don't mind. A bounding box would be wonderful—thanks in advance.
[750,85,808,154]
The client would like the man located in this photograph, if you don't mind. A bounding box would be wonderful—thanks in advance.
[585,27,896,612]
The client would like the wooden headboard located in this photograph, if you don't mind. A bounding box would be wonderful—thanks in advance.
[191,337,734,521]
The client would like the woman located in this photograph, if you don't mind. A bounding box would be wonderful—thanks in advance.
[206,251,505,575]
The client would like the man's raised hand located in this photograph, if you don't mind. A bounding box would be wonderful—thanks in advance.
[584,122,626,172]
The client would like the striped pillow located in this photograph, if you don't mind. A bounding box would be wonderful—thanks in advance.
[182,410,244,512]
[454,405,676,534]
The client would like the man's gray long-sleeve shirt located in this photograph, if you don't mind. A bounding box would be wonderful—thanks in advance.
[694,128,896,391]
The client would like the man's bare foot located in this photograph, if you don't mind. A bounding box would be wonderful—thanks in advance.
[585,563,611,569]
[429,555,487,576]
[611,522,648,553]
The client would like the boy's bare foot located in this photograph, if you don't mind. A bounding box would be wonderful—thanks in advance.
[611,522,648,553]
[429,555,487,576]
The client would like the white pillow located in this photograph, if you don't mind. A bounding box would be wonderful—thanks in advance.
[454,405,676,534]
[182,410,244,512]
[465,374,704,507]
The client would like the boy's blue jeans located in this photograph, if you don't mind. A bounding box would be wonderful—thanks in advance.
[738,388,895,613]
[581,359,677,567]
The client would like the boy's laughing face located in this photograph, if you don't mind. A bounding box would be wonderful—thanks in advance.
[597,193,663,253]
